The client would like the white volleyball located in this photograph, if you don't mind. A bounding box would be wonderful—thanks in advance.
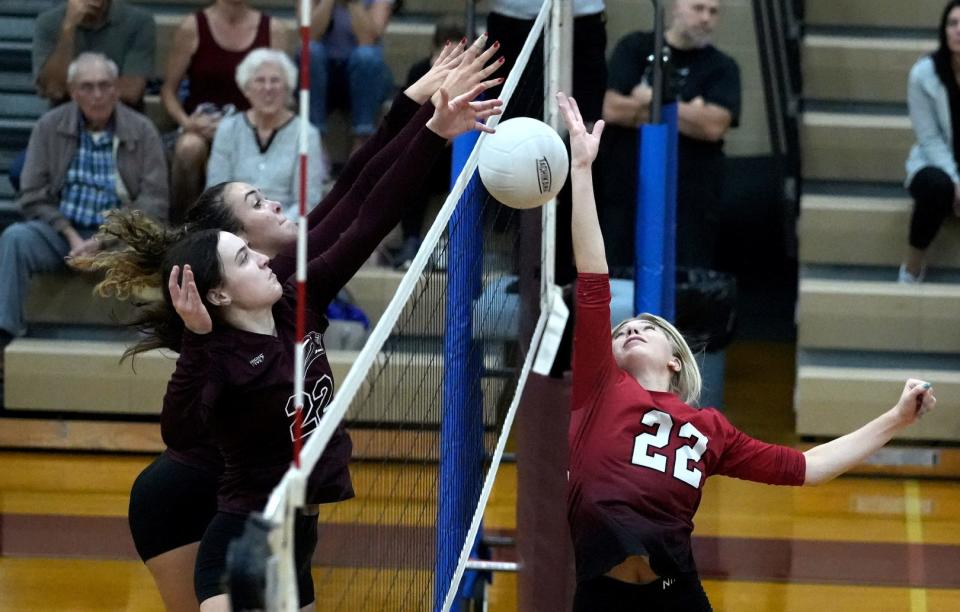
[478,117,569,209]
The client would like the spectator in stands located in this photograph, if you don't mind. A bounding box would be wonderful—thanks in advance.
[206,49,326,219]
[307,0,396,155]
[161,0,289,222]
[33,0,156,109]
[0,53,167,371]
[901,0,960,283]
[394,17,467,268]
[13,0,156,195]
[598,0,740,272]
[486,0,608,124]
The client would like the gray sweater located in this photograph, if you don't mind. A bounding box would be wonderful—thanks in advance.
[206,112,326,217]
[906,56,959,185]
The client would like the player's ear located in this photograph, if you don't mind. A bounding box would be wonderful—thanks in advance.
[669,357,682,373]
[207,287,230,307]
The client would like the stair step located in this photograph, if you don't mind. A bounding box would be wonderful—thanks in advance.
[2,338,504,426]
[797,275,960,353]
[22,267,425,329]
[0,70,34,93]
[0,0,57,17]
[801,112,911,182]
[0,92,48,120]
[805,0,942,30]
[795,360,960,441]
[0,15,34,41]
[798,194,960,267]
[803,34,933,104]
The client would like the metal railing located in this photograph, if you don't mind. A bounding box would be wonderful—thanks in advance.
[753,0,802,205]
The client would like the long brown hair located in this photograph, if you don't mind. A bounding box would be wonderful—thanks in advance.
[80,210,223,360]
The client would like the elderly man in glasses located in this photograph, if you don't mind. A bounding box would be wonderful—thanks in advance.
[0,52,168,375]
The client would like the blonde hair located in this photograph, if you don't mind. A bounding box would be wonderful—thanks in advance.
[612,313,702,405]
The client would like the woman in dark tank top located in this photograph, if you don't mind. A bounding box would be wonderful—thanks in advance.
[160,0,290,223]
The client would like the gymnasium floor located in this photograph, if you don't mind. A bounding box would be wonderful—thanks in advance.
[1,340,958,611]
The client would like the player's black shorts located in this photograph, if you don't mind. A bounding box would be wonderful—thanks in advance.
[128,451,219,562]
[573,573,712,612]
[194,509,319,605]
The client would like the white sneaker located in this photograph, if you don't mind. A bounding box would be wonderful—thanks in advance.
[898,263,925,284]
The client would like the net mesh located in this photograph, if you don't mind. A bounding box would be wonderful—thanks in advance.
[312,171,525,610]
[259,6,555,609]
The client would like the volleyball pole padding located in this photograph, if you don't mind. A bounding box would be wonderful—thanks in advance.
[435,130,485,612]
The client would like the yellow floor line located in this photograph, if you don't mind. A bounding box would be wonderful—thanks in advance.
[904,479,926,612]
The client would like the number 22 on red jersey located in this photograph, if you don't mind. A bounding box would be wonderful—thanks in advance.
[631,409,709,488]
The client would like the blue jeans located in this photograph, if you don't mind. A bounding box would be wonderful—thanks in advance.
[0,220,95,336]
[305,42,392,136]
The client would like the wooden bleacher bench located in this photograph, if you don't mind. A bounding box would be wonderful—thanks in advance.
[799,195,960,268]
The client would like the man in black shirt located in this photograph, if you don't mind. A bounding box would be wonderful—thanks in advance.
[598,0,740,271]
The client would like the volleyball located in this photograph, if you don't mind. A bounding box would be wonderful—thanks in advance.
[478,117,569,209]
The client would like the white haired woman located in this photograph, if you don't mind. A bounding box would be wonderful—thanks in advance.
[206,48,327,219]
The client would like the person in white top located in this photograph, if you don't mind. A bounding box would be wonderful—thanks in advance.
[206,48,327,219]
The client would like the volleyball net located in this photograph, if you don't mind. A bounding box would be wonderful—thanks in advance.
[242,2,570,610]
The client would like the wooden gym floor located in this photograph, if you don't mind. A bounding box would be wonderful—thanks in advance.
[1,341,959,611]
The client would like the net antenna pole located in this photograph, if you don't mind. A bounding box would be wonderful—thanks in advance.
[263,0,312,609]
[650,0,665,124]
[542,0,573,297]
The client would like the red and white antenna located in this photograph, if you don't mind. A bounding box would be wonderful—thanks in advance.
[292,0,311,467]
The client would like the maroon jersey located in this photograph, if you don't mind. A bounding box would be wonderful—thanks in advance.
[200,290,353,514]
[568,273,806,581]
[160,92,425,473]
[166,108,447,514]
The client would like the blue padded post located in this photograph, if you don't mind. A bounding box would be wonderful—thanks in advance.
[435,130,485,611]
[661,101,679,320]
[634,124,668,316]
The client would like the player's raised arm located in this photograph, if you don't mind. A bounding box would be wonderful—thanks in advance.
[557,92,607,275]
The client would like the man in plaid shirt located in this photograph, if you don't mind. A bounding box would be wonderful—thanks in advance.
[0,52,168,372]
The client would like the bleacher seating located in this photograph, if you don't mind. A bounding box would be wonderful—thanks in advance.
[0,0,791,451]
[797,0,960,441]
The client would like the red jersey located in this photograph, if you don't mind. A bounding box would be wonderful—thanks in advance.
[568,273,806,581]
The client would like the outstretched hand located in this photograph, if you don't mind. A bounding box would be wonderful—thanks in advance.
[432,34,504,106]
[169,264,213,335]
[557,92,604,169]
[426,85,503,140]
[893,378,937,426]
[405,34,504,105]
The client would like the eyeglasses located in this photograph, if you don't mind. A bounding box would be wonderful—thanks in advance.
[75,80,115,94]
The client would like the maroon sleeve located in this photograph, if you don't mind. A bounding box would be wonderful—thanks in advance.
[295,101,437,265]
[303,122,447,307]
[571,273,619,411]
[160,330,214,450]
[303,92,422,232]
[712,411,806,485]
